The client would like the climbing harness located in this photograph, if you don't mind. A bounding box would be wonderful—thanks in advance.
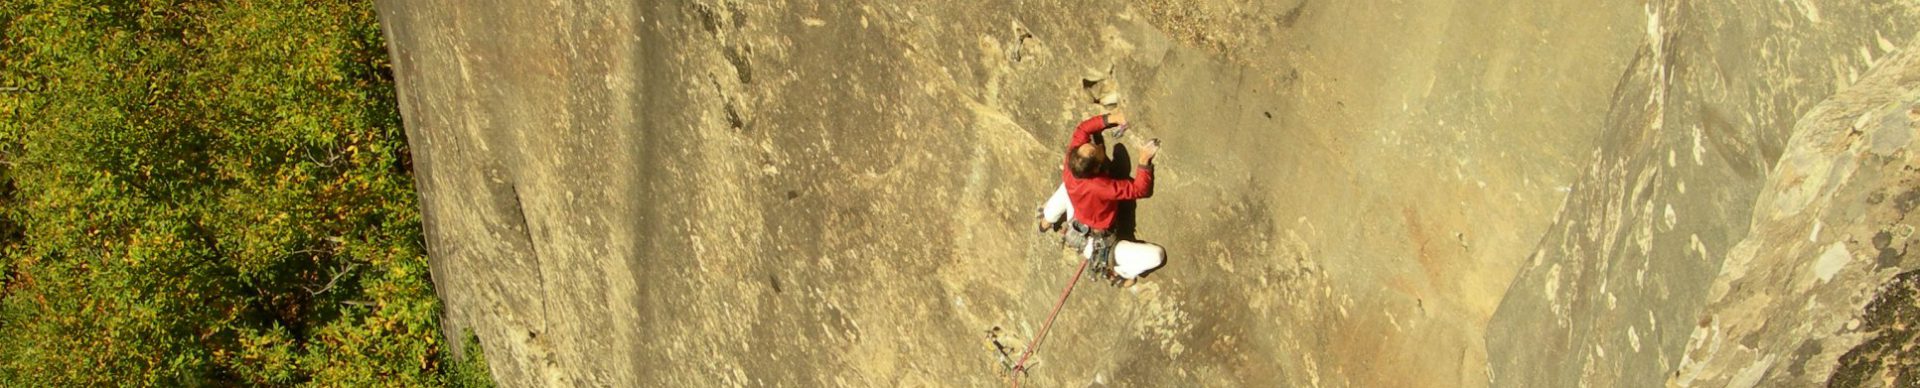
[1067,221,1119,282]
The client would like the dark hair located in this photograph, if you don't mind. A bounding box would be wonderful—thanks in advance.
[1068,149,1098,179]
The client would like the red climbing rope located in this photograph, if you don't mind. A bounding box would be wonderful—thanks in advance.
[1008,258,1091,388]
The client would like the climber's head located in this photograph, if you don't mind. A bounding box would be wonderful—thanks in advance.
[1069,142,1105,179]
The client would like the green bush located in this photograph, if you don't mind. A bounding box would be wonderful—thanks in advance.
[446,331,496,388]
[0,0,488,385]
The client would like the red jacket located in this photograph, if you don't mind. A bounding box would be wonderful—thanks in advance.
[1062,115,1153,231]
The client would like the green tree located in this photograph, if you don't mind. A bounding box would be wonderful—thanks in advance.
[0,0,489,385]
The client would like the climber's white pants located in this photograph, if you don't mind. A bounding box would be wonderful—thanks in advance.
[1042,184,1073,225]
[1112,240,1164,279]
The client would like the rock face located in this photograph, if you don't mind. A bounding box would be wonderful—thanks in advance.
[1668,36,1920,388]
[374,0,1919,386]
[1484,2,1918,387]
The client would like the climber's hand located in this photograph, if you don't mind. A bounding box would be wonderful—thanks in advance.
[1139,139,1160,166]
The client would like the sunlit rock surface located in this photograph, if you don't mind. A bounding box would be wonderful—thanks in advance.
[374,0,1919,386]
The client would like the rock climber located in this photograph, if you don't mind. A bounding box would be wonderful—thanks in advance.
[1037,110,1165,286]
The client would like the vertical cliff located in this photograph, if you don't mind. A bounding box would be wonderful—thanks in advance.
[377,0,1920,386]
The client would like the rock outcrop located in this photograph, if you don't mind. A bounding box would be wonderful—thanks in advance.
[1485,2,1915,386]
[1670,35,1920,388]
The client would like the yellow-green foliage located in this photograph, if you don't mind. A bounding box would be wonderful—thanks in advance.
[0,0,490,385]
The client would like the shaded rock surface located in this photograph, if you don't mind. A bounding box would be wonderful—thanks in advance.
[372,0,1920,386]
[1667,34,1920,388]
[1484,2,1918,387]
